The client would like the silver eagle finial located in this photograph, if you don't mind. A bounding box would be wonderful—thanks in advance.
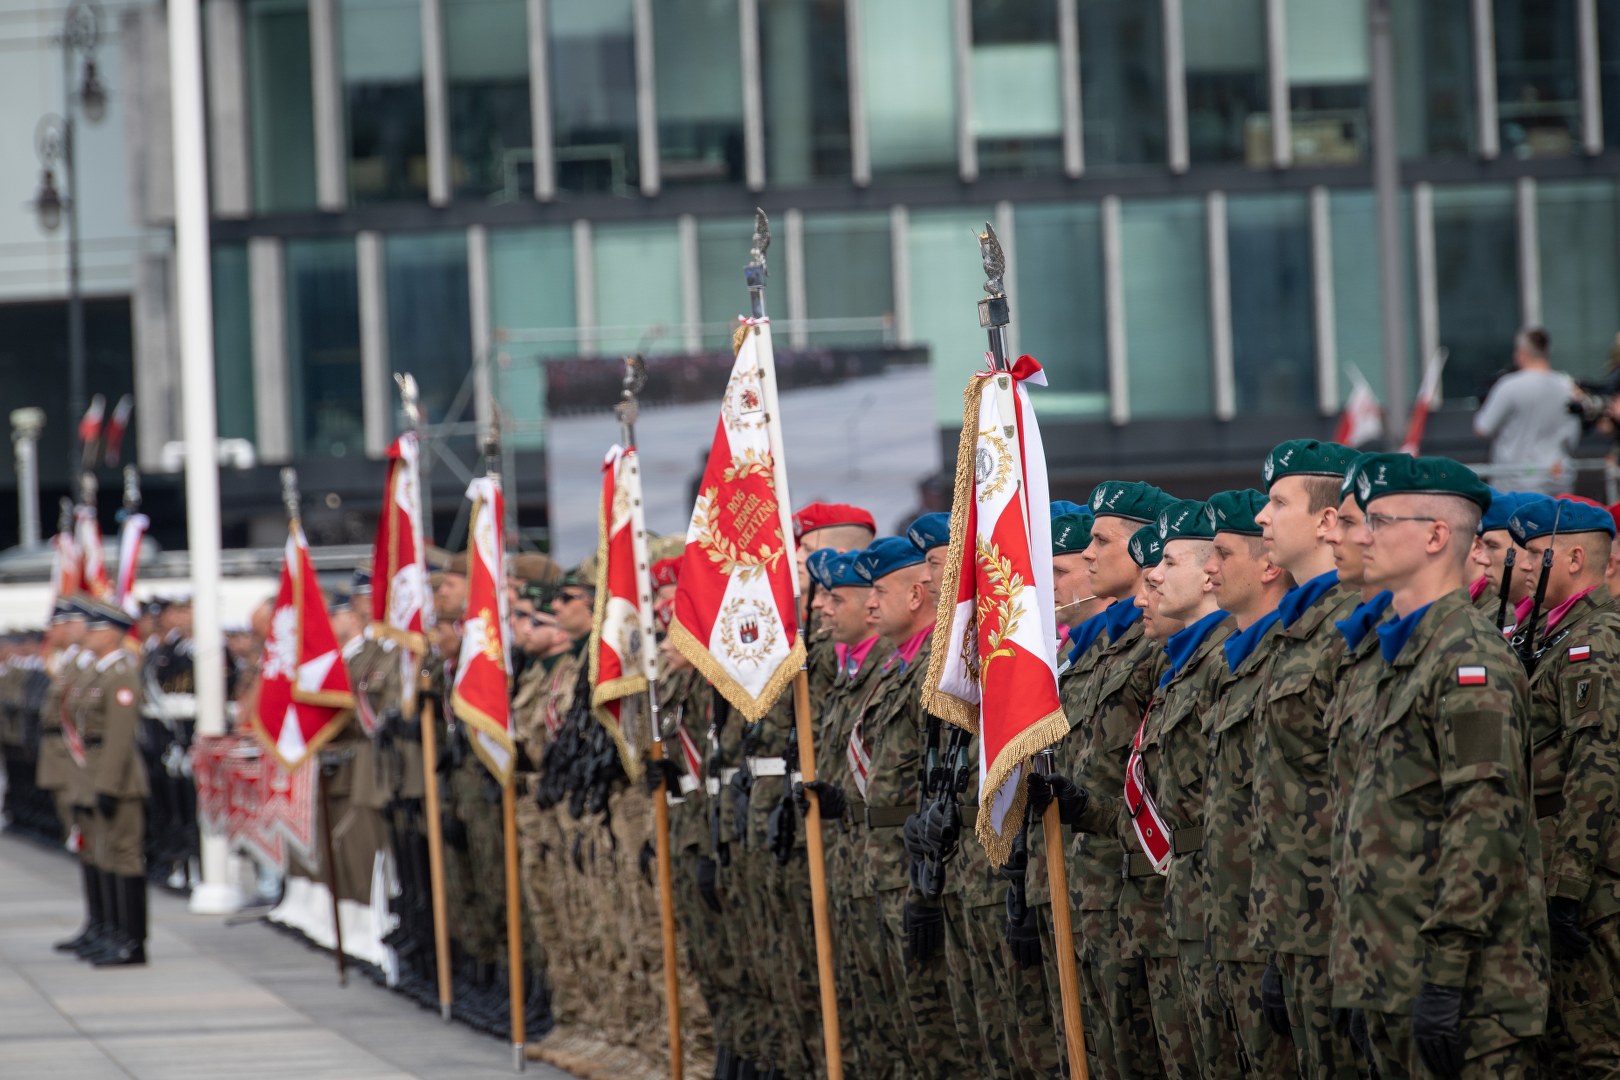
[616,354,647,428]
[395,372,421,430]
[978,222,1005,298]
[749,208,770,276]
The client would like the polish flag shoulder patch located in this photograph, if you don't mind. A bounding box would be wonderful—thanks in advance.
[1456,665,1488,686]
[115,687,135,706]
[1569,645,1592,662]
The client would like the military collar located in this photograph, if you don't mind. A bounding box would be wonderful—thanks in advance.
[884,625,933,673]
[1065,608,1113,665]
[1224,609,1282,673]
[342,635,365,661]
[77,649,95,669]
[1160,609,1231,687]
[1544,585,1601,636]
[1336,590,1394,652]
[95,648,127,672]
[1278,569,1339,629]
[835,635,881,680]
[1376,590,1472,664]
[1468,575,1490,602]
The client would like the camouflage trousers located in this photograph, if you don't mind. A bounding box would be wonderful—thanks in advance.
[1214,958,1299,1079]
[725,845,799,1072]
[674,844,741,1054]
[1280,952,1372,1080]
[964,896,1063,1078]
[1065,906,1161,1080]
[1142,955,1200,1080]
[1176,937,1246,1079]
[837,886,908,1078]
[1365,1010,1535,1079]
[876,887,977,1079]
[1541,910,1620,1077]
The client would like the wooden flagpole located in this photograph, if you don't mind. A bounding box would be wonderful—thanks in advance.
[418,694,454,1020]
[502,776,526,1072]
[649,736,685,1078]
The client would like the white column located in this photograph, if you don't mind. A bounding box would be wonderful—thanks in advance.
[633,0,660,196]
[1472,0,1498,159]
[1207,191,1235,421]
[529,0,555,200]
[357,232,391,458]
[953,0,977,182]
[131,252,177,472]
[310,0,347,209]
[204,0,251,216]
[173,0,241,916]
[1163,0,1188,173]
[890,204,911,343]
[678,214,702,353]
[740,0,766,191]
[467,225,494,431]
[785,208,808,348]
[1102,195,1128,425]
[1414,183,1440,378]
[1266,0,1290,167]
[1058,0,1083,177]
[249,237,291,462]
[1579,0,1603,156]
[1517,176,1541,326]
[846,0,870,186]
[573,219,596,355]
[422,0,451,206]
[1310,186,1339,415]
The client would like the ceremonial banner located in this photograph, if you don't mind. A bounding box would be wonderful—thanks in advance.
[924,355,1066,866]
[75,505,110,601]
[451,476,514,783]
[113,511,149,611]
[669,318,805,720]
[1399,347,1449,455]
[589,444,648,778]
[49,528,81,611]
[78,393,105,463]
[370,432,431,716]
[1333,365,1383,448]
[194,733,320,872]
[103,394,133,468]
[253,521,355,770]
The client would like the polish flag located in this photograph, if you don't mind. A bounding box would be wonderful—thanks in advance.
[589,444,655,779]
[451,476,514,783]
[1399,348,1450,456]
[103,395,133,468]
[113,511,149,612]
[75,505,110,601]
[1333,365,1384,448]
[370,432,431,720]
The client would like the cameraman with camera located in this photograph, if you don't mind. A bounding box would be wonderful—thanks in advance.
[1473,326,1581,495]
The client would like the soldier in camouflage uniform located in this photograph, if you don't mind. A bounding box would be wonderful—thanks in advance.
[1502,498,1620,1076]
[1466,491,1540,624]
[1249,440,1365,1078]
[1338,454,1548,1078]
[1198,489,1296,1077]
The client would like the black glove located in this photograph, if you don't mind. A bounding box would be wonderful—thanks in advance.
[1412,983,1464,1080]
[1549,897,1593,959]
[902,812,930,863]
[1004,889,1041,969]
[1346,1008,1372,1062]
[1026,772,1088,828]
[96,792,117,819]
[793,779,847,820]
[442,812,469,852]
[643,757,683,797]
[903,900,946,964]
[767,796,798,866]
[695,855,722,914]
[916,797,962,861]
[1261,959,1291,1036]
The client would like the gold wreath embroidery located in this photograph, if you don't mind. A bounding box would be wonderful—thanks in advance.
[719,597,780,667]
[721,449,774,484]
[976,426,1013,504]
[477,608,504,665]
[974,537,1024,673]
[691,488,784,584]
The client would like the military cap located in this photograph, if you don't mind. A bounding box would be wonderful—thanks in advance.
[142,597,171,619]
[1351,454,1492,511]
[1478,490,1546,534]
[82,598,135,633]
[852,537,925,584]
[1129,524,1164,568]
[1610,501,1620,537]
[792,502,876,542]
[1507,498,1617,545]
[1157,499,1216,543]
[508,552,561,586]
[1050,500,1086,518]
[1089,481,1176,524]
[1340,452,1376,502]
[650,557,681,588]
[1051,512,1094,555]
[518,579,558,608]
[168,593,193,608]
[561,551,599,590]
[810,549,866,590]
[906,512,951,553]
[50,599,80,624]
[328,588,354,614]
[351,557,374,594]
[1262,439,1359,490]
[1205,489,1267,537]
[806,548,841,590]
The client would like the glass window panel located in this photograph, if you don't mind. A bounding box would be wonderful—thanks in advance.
[341,0,428,204]
[212,244,256,443]
[906,207,995,425]
[1013,203,1107,419]
[760,0,851,186]
[550,0,640,196]
[446,0,533,201]
[1495,0,1581,159]
[1538,181,1620,379]
[1183,0,1270,166]
[1391,0,1476,159]
[285,239,363,458]
[655,0,746,187]
[801,211,894,347]
[860,0,958,179]
[1603,1,1620,149]
[1328,189,1419,402]
[696,218,756,351]
[1433,185,1519,402]
[487,227,577,450]
[1121,197,1211,418]
[970,0,1063,176]
[1226,193,1316,415]
[1286,0,1368,165]
[245,0,317,212]
[593,223,682,356]
[1078,0,1167,171]
[385,233,470,430]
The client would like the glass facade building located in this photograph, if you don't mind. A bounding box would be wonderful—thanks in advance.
[202,0,1620,493]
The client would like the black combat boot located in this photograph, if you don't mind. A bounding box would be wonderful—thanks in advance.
[79,869,124,961]
[94,876,147,967]
[54,864,102,952]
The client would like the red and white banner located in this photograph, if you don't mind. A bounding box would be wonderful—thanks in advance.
[451,476,514,784]
[113,512,149,612]
[252,522,355,770]
[78,394,105,463]
[370,433,431,715]
[48,528,81,614]
[194,734,319,872]
[75,505,110,601]
[924,355,1067,866]
[589,445,653,778]
[1123,708,1173,873]
[104,394,133,468]
[1333,364,1384,448]
[1399,347,1450,455]
[670,318,805,720]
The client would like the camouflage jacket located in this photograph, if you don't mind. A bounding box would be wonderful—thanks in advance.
[1202,613,1282,963]
[815,636,895,897]
[658,665,711,855]
[1526,585,1620,920]
[855,638,931,896]
[1335,588,1549,1040]
[1248,577,1360,958]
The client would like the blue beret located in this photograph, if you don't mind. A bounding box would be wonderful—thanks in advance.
[1508,498,1617,545]
[1049,500,1087,519]
[823,552,867,589]
[906,513,951,553]
[806,548,840,590]
[853,537,926,584]
[1479,490,1548,535]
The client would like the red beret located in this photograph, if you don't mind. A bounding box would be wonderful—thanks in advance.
[650,557,681,587]
[1609,502,1620,536]
[792,502,876,542]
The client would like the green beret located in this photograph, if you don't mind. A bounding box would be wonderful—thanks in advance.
[1352,453,1492,511]
[1089,481,1177,524]
[1340,452,1376,503]
[1262,439,1359,490]
[1204,489,1267,537]
[1051,512,1094,556]
[1157,499,1216,543]
[1128,525,1164,568]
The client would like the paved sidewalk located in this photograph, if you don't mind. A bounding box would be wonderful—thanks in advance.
[0,834,576,1080]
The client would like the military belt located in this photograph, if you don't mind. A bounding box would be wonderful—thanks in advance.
[703,768,740,797]
[1172,825,1203,854]
[746,756,801,783]
[1122,852,1159,878]
[865,805,912,829]
[1121,825,1202,879]
[1535,792,1566,820]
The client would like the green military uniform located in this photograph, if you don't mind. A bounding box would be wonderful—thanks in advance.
[80,638,150,967]
[38,644,93,838]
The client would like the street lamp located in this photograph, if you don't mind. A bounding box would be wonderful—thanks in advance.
[31,0,106,476]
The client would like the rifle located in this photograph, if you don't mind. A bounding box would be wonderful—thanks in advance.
[1494,547,1516,632]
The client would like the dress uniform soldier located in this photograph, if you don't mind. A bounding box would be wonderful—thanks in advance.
[77,599,150,967]
[1337,454,1548,1078]
[42,600,102,954]
[1500,498,1620,1075]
